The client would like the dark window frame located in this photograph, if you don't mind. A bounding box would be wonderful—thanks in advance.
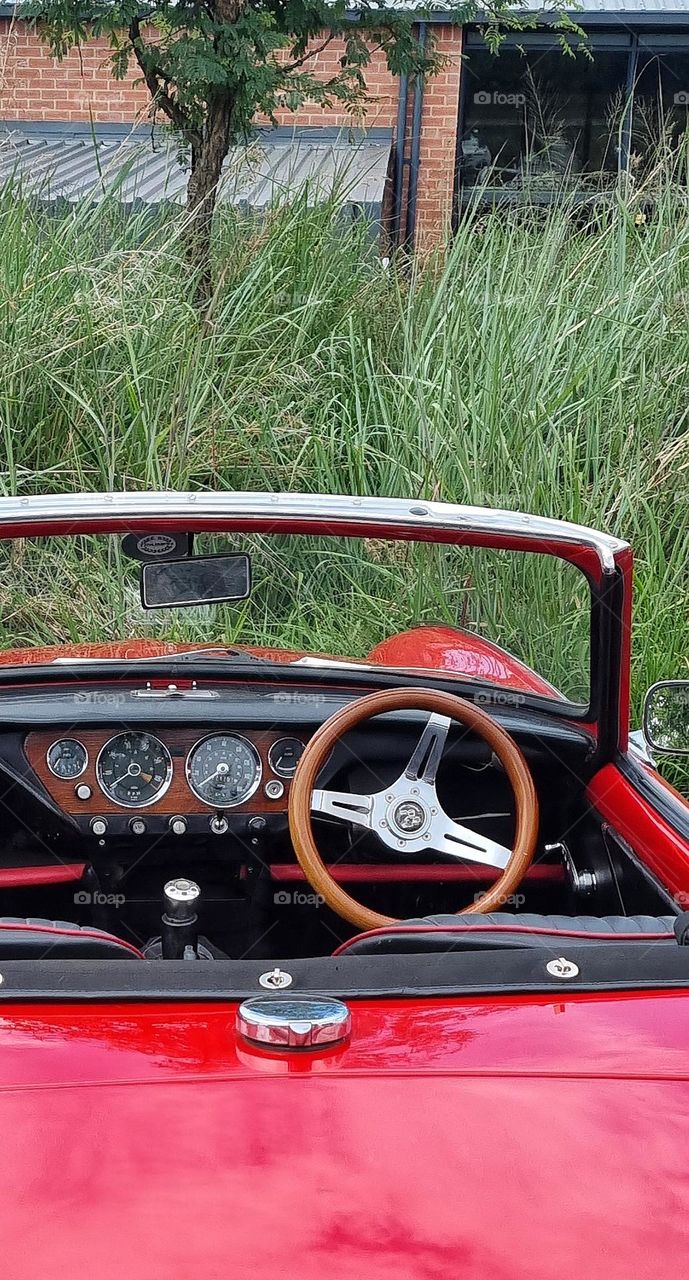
[455,26,689,217]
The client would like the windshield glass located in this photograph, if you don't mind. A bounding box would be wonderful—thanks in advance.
[0,532,591,703]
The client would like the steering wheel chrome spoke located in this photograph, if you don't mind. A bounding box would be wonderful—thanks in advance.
[404,713,451,785]
[312,788,374,830]
[432,817,512,870]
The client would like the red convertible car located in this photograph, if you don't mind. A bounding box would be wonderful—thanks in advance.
[0,491,687,1279]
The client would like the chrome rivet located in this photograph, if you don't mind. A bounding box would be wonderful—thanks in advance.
[258,968,293,991]
[546,957,579,979]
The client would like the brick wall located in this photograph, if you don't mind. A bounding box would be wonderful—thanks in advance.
[0,15,463,244]
[0,17,150,121]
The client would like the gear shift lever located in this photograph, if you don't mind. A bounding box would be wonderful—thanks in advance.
[161,878,201,959]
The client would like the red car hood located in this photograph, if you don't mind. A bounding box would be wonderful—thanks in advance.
[2,991,689,1278]
[0,628,562,697]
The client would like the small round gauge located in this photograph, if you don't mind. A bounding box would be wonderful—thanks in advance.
[186,734,261,808]
[268,737,305,779]
[47,738,88,780]
[96,732,172,808]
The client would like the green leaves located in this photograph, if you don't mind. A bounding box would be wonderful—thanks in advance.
[23,0,554,147]
[21,0,573,286]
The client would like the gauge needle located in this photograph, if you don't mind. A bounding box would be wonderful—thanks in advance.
[113,764,151,785]
[201,764,230,788]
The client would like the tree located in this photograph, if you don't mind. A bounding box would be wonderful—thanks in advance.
[24,0,573,296]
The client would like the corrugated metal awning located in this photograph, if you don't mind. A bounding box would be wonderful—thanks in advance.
[0,123,392,213]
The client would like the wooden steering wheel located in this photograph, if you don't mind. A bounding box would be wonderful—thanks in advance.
[288,687,539,931]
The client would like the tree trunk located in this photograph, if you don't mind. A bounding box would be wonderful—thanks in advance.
[185,96,233,306]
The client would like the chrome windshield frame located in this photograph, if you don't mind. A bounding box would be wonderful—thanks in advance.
[0,490,633,755]
[0,491,629,576]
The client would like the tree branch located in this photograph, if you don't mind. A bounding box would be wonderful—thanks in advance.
[282,32,336,74]
[128,16,200,143]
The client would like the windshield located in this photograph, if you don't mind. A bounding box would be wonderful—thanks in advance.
[0,531,591,703]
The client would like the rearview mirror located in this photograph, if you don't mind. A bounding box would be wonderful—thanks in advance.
[141,554,251,610]
[643,681,689,756]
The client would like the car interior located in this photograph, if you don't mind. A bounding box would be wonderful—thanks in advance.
[0,673,678,962]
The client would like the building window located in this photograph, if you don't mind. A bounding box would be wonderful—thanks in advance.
[460,38,631,200]
[632,45,689,169]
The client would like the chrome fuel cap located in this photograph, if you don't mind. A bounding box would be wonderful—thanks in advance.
[237,996,351,1050]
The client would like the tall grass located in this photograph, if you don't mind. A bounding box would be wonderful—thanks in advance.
[0,174,686,749]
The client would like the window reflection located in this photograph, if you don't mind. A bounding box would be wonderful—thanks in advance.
[460,44,631,200]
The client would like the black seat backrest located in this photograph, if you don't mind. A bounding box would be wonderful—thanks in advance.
[0,917,144,959]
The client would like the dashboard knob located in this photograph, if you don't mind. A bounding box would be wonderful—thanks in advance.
[129,817,147,836]
[169,815,187,836]
[248,816,267,834]
[75,783,92,801]
[210,814,229,835]
[90,817,107,837]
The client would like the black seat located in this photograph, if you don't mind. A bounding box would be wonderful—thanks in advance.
[0,917,144,959]
[336,913,677,955]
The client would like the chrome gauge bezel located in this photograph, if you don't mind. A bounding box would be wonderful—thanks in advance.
[268,736,306,779]
[96,732,173,809]
[186,733,262,809]
[46,738,88,780]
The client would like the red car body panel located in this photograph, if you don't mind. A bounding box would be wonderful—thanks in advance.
[588,763,689,901]
[367,626,563,696]
[0,496,684,1276]
[0,626,560,696]
[2,993,689,1279]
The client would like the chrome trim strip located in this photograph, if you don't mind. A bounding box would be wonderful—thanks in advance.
[0,492,629,571]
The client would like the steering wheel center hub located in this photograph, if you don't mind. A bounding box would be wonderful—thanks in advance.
[389,797,428,837]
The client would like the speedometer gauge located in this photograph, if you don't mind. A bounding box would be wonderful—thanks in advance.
[186,734,261,808]
[96,732,172,808]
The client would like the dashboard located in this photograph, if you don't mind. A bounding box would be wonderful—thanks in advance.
[24,727,309,839]
[0,678,594,854]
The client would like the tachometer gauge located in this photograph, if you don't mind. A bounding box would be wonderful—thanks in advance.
[186,734,261,808]
[96,732,172,808]
[268,737,305,779]
[47,738,88,780]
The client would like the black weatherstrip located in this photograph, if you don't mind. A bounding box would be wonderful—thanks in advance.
[0,945,689,1002]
